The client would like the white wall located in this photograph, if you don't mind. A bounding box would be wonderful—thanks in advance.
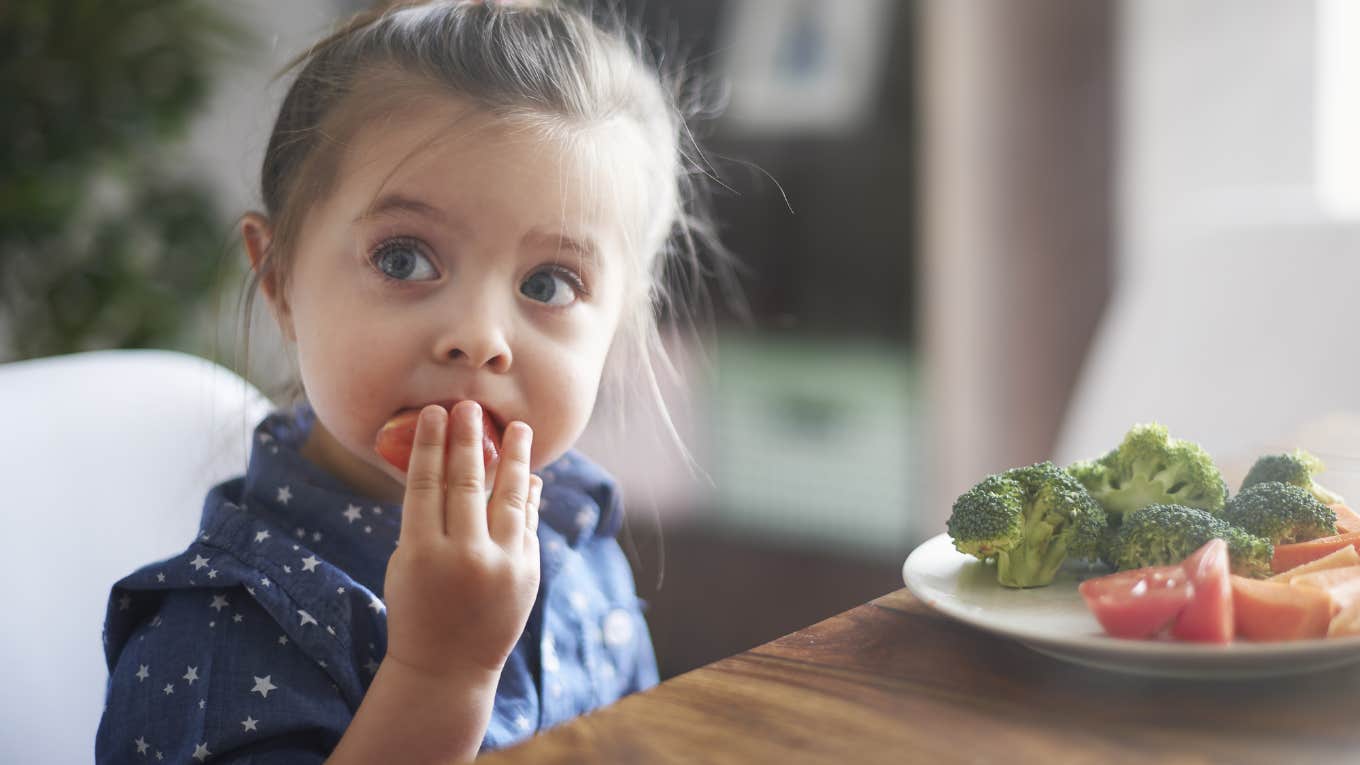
[1056,0,1360,480]
[1117,0,1318,274]
[183,0,344,397]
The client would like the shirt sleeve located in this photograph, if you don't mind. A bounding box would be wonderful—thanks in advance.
[96,586,350,764]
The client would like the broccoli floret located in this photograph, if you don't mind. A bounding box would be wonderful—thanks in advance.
[1240,450,1345,506]
[947,462,1107,588]
[1066,423,1227,521]
[1222,481,1337,545]
[1114,504,1273,578]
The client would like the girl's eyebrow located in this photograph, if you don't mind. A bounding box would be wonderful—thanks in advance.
[356,194,600,261]
[354,193,451,226]
[522,229,599,261]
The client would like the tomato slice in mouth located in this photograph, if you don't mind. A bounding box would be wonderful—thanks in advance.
[374,404,502,473]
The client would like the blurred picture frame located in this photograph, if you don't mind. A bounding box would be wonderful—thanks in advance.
[717,0,894,138]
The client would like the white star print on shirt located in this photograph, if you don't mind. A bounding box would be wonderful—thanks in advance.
[254,530,271,543]
[368,597,385,614]
[241,716,258,732]
[300,555,320,573]
[542,634,560,672]
[155,572,165,582]
[277,485,292,504]
[569,591,589,612]
[575,507,595,529]
[342,504,362,523]
[251,675,277,698]
[182,666,199,685]
[209,595,229,612]
[135,665,149,682]
[134,736,150,754]
[162,684,174,696]
[298,610,318,627]
[189,555,209,571]
[192,742,211,762]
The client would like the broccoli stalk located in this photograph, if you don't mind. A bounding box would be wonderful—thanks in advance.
[947,462,1106,588]
[1240,450,1345,507]
[1067,423,1228,520]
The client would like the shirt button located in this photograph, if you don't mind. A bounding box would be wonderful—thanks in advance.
[603,608,634,648]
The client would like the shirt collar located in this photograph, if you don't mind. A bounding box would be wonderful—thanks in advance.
[233,403,401,592]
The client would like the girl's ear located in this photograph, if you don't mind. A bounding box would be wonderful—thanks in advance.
[241,212,297,342]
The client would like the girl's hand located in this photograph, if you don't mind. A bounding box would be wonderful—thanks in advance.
[381,401,542,683]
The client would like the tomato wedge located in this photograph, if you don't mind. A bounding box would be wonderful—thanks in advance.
[1172,539,1233,643]
[1330,504,1360,535]
[1079,565,1195,639]
[374,405,500,473]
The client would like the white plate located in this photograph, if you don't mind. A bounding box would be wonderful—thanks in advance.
[902,533,1360,678]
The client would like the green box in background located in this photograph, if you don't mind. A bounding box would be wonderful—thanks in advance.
[705,332,922,561]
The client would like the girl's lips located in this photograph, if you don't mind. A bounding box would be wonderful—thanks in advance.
[373,401,504,473]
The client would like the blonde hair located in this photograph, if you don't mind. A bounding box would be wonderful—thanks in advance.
[240,0,737,467]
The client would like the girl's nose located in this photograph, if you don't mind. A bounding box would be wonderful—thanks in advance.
[440,330,512,373]
[436,308,513,373]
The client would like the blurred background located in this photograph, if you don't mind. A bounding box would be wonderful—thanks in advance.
[5,0,1360,735]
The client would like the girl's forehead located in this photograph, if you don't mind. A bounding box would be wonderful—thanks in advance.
[335,97,657,253]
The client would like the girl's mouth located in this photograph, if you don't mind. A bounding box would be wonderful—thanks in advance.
[374,401,503,473]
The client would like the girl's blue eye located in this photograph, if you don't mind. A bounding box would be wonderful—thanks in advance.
[371,239,438,282]
[520,267,581,307]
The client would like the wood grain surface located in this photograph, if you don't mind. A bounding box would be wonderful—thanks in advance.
[480,589,1360,764]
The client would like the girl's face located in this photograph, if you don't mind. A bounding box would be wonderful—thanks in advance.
[249,99,634,504]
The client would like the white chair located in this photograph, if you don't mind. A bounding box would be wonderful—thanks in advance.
[0,349,273,764]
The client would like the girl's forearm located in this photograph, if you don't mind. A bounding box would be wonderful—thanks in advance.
[326,657,501,764]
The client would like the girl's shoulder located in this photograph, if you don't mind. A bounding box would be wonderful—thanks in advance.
[102,487,389,708]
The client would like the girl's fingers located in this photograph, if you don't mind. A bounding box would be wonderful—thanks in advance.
[525,474,542,539]
[398,405,448,543]
[444,400,490,543]
[488,422,533,547]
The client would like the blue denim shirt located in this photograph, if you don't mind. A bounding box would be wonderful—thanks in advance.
[96,405,658,763]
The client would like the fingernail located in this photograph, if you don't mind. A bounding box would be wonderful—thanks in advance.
[421,405,445,427]
[461,401,482,429]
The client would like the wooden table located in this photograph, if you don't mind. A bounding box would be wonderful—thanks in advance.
[482,588,1360,764]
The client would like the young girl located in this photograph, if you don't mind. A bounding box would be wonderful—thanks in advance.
[96,1,723,761]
